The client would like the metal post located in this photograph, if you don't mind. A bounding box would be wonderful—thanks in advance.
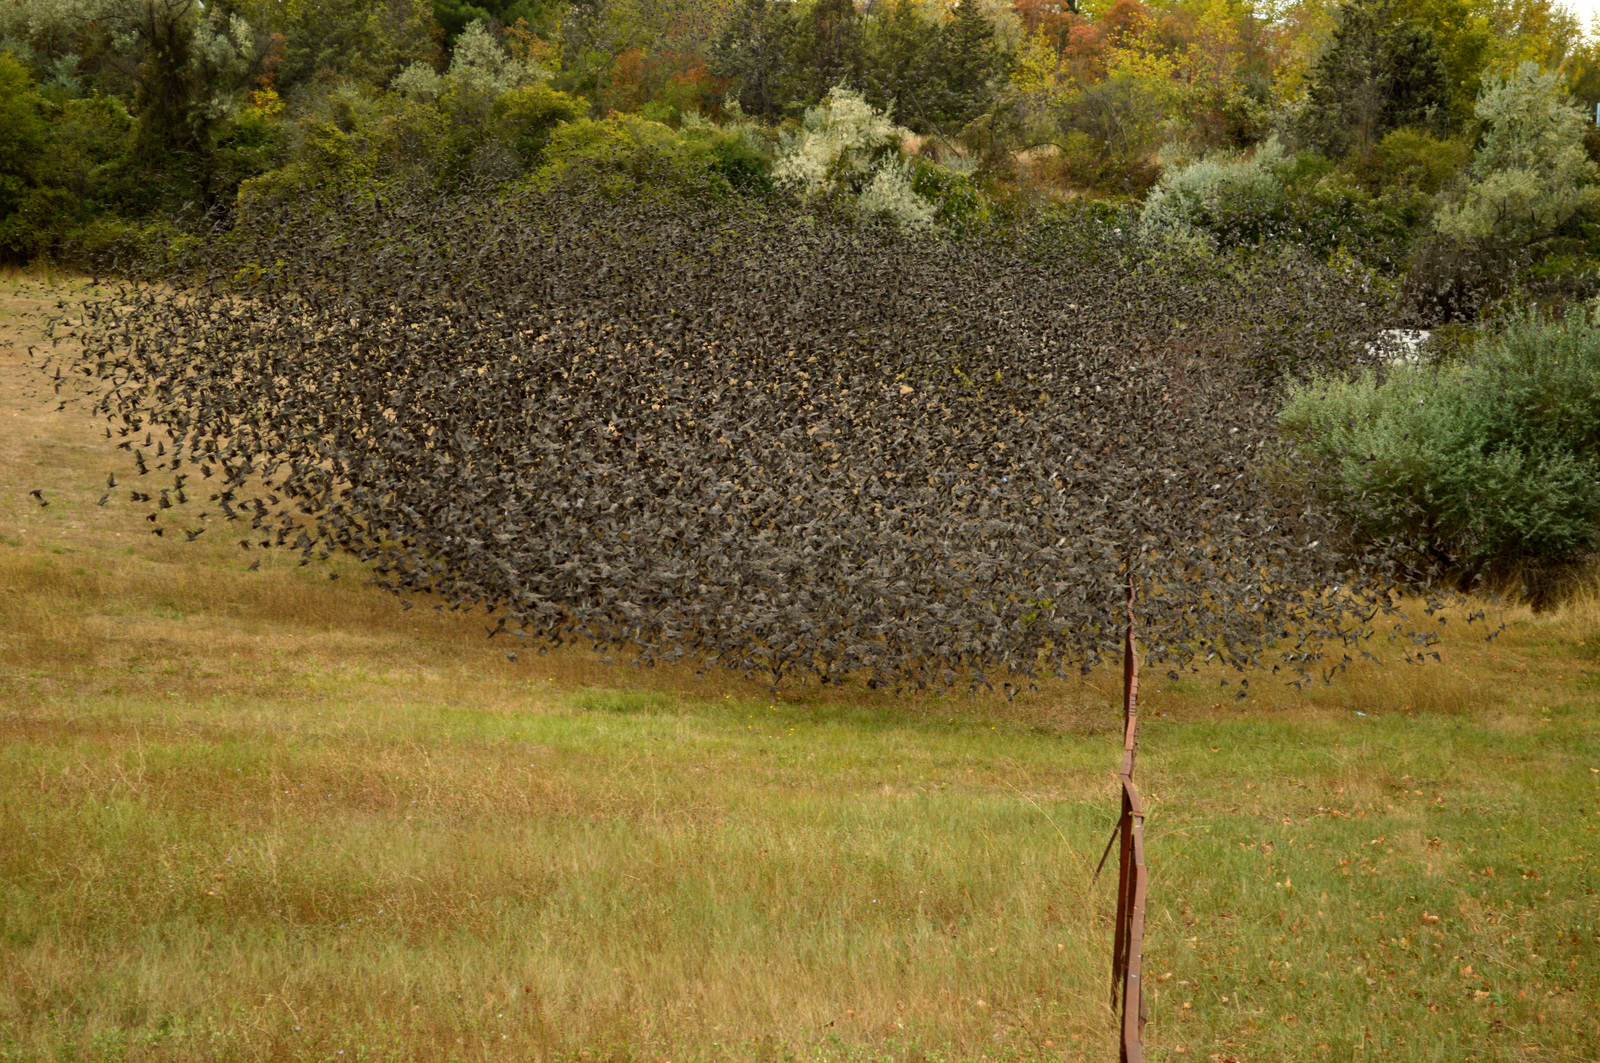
[1111,574,1147,1063]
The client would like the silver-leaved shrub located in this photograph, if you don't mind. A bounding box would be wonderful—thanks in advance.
[1278,306,1600,584]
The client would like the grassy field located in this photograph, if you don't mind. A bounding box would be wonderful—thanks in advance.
[1,271,1597,1063]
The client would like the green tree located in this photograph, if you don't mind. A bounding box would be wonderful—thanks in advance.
[0,53,49,177]
[433,0,558,42]
[710,0,797,119]
[1297,0,1451,159]
[934,0,999,129]
[859,0,941,131]
[227,0,439,94]
[126,0,203,159]
[1434,62,1600,247]
[792,0,861,108]
[1391,0,1489,122]
[0,51,73,260]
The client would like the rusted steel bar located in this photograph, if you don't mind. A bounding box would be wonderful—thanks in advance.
[1125,814,1149,1060]
[1110,574,1148,1063]
[1110,787,1132,1008]
[1121,579,1140,777]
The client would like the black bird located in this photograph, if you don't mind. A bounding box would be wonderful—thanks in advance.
[47,184,1414,715]
[248,559,261,571]
[29,489,47,506]
[97,493,109,506]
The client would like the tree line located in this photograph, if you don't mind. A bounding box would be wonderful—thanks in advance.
[2,0,1598,291]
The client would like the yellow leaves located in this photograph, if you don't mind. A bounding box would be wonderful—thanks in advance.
[245,87,285,120]
[1106,44,1181,89]
[1012,31,1068,101]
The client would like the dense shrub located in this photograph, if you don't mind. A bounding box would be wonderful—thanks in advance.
[530,115,763,198]
[1278,306,1600,586]
[493,83,586,165]
[1137,137,1415,266]
[0,50,67,261]
[1434,63,1600,248]
[1368,127,1470,195]
[773,87,935,226]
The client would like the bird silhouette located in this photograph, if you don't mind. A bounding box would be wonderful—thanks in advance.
[50,183,1434,694]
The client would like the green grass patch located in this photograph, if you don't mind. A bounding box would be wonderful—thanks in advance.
[1,274,1597,1062]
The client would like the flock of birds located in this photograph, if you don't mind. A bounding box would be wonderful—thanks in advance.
[38,187,1445,690]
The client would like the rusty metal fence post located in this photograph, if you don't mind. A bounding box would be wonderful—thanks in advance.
[1101,576,1148,1062]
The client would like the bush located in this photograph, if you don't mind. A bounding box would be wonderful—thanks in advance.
[1052,130,1160,198]
[689,123,773,193]
[1370,126,1469,195]
[1138,137,1286,247]
[1278,306,1600,586]
[772,86,936,226]
[906,156,1005,229]
[492,82,585,166]
[57,216,185,275]
[530,116,738,198]
[1137,137,1412,265]
[1434,62,1600,248]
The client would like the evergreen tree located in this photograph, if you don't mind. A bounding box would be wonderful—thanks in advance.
[934,0,998,129]
[711,0,798,119]
[859,0,942,131]
[792,0,862,109]
[1297,0,1451,158]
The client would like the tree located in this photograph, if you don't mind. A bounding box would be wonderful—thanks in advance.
[934,0,999,129]
[710,0,797,118]
[858,0,941,131]
[223,0,439,94]
[774,85,900,192]
[792,0,861,108]
[0,50,64,260]
[125,0,203,160]
[1296,0,1451,159]
[1393,0,1488,122]
[433,0,559,42]
[1434,62,1600,247]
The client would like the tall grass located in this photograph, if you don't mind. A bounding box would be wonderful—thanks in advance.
[2,276,1597,1062]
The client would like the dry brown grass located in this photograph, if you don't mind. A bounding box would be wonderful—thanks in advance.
[2,273,1597,1063]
